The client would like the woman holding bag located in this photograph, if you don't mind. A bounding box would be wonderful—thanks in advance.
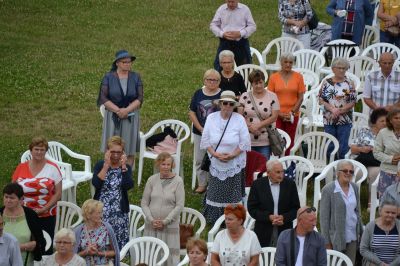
[377,0,400,47]
[239,70,280,159]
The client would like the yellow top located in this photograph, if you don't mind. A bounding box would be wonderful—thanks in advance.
[380,0,400,31]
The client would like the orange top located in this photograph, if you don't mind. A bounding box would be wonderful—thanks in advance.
[268,71,306,115]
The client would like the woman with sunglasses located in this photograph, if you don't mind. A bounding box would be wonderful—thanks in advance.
[189,69,222,194]
[320,160,363,265]
[201,90,251,224]
[238,70,279,159]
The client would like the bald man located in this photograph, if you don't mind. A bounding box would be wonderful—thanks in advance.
[275,206,327,266]
[363,52,400,112]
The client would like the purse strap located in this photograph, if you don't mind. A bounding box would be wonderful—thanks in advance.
[248,92,274,129]
[211,113,232,158]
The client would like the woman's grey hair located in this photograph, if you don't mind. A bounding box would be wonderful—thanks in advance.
[379,197,399,211]
[203,69,221,81]
[266,159,282,172]
[54,228,76,245]
[280,52,295,63]
[337,160,354,172]
[219,50,235,62]
[331,57,350,69]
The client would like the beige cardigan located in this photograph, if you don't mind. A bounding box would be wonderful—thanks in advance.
[373,128,400,174]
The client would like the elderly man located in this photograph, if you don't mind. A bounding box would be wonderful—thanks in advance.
[247,159,300,247]
[363,52,400,111]
[210,0,256,71]
[275,206,327,266]
[0,214,23,266]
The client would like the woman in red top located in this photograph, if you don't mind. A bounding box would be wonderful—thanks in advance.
[12,136,62,254]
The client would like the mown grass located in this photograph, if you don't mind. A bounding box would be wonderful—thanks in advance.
[0,0,339,229]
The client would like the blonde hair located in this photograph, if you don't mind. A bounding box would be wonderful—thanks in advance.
[81,199,103,222]
[203,69,221,81]
[107,136,125,150]
[154,152,175,169]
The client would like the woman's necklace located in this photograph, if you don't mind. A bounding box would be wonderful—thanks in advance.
[3,207,25,222]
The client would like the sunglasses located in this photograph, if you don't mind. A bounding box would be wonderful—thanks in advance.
[338,169,354,175]
[222,101,235,106]
[298,207,316,217]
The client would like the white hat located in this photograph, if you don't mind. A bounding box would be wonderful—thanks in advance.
[213,90,241,107]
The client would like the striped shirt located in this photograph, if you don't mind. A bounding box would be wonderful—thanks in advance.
[363,69,400,108]
[372,224,399,264]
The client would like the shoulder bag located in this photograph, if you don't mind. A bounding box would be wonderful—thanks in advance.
[200,113,232,172]
[248,92,286,156]
[302,0,319,30]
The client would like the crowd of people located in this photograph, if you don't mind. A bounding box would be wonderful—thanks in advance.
[3,0,400,265]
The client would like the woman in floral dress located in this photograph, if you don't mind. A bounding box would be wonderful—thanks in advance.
[318,57,357,159]
[92,136,134,250]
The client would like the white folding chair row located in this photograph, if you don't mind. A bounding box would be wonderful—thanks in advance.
[361,42,400,61]
[293,49,325,76]
[207,211,255,242]
[120,236,169,266]
[234,64,268,91]
[370,173,380,222]
[313,159,368,214]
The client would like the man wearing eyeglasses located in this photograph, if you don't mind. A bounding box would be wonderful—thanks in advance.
[248,159,300,247]
[210,0,256,71]
[0,214,23,266]
[275,206,327,266]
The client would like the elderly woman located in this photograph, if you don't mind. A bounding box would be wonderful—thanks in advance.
[319,57,357,159]
[97,49,143,167]
[74,199,119,266]
[43,228,86,266]
[268,53,305,155]
[320,160,363,265]
[350,108,388,208]
[0,213,23,266]
[189,69,222,194]
[211,204,262,266]
[141,152,185,266]
[92,136,134,250]
[218,50,247,96]
[187,238,209,266]
[377,0,400,47]
[374,108,400,198]
[11,137,62,254]
[360,198,400,266]
[239,70,279,159]
[201,90,251,224]
[327,0,373,45]
[0,183,45,265]
[278,0,313,48]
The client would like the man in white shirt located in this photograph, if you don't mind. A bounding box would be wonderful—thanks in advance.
[0,214,23,266]
[210,0,257,70]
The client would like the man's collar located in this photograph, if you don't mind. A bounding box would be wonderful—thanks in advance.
[224,3,242,10]
[268,177,280,186]
[378,69,395,79]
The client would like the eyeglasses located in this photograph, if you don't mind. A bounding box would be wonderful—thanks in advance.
[206,78,219,83]
[55,241,72,245]
[221,61,233,64]
[298,207,316,217]
[222,101,235,106]
[120,60,132,64]
[333,66,347,71]
[338,169,354,175]
[110,151,123,154]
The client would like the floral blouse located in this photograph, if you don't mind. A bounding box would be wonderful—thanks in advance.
[278,0,313,34]
[79,224,112,265]
[350,127,376,147]
[319,77,357,125]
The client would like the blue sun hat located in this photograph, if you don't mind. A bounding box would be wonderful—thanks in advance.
[111,49,136,71]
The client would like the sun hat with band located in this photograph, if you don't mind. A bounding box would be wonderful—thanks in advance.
[212,90,241,107]
[111,49,136,71]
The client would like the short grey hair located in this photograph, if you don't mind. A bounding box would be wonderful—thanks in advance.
[280,52,295,63]
[54,228,76,245]
[337,160,354,171]
[266,159,282,172]
[331,57,350,69]
[379,197,399,211]
[219,50,235,62]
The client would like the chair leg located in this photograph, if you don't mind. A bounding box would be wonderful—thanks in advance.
[138,156,144,186]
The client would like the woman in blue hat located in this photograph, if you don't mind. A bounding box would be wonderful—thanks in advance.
[97,50,143,167]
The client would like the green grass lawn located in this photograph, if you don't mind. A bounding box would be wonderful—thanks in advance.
[0,0,341,230]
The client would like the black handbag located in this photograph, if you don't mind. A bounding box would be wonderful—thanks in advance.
[200,114,232,172]
[308,8,319,31]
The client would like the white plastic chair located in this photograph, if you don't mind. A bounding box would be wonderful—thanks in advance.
[137,119,190,186]
[290,131,339,174]
[313,159,368,214]
[361,25,379,51]
[276,128,291,157]
[120,236,169,266]
[55,201,83,234]
[20,150,76,203]
[234,64,268,91]
[128,204,145,239]
[370,173,380,222]
[278,156,315,206]
[250,47,264,66]
[100,104,106,117]
[261,37,304,72]
[179,207,206,255]
[361,42,400,61]
[294,68,320,91]
[207,211,255,242]
[319,39,361,75]
[259,247,276,266]
[327,249,353,266]
[394,59,400,71]
[372,0,380,28]
[42,230,52,252]
[47,141,93,199]
[293,49,325,76]
[348,55,379,95]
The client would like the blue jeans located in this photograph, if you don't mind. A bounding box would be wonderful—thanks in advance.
[252,146,271,160]
[324,124,352,159]
[380,30,400,48]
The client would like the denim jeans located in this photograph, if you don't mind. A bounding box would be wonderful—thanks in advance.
[252,145,271,160]
[324,124,352,159]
